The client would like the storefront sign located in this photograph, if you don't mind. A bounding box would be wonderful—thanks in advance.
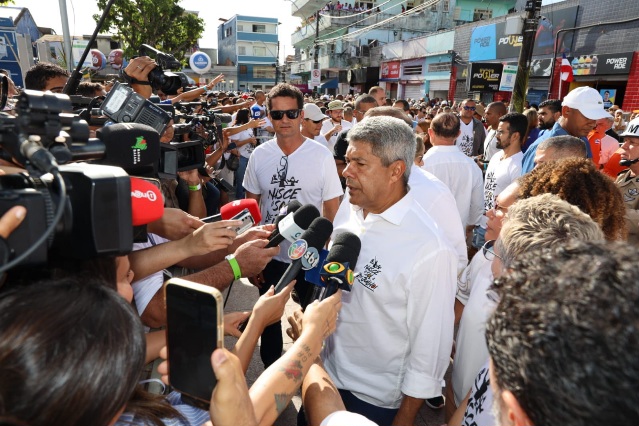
[469,63,503,92]
[470,6,578,61]
[570,52,633,76]
[381,61,400,79]
[499,65,518,92]
[428,63,451,73]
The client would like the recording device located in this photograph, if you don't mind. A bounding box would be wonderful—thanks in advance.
[201,198,262,225]
[273,217,334,294]
[101,82,171,135]
[138,44,183,95]
[165,278,224,409]
[619,158,639,166]
[266,203,320,248]
[229,208,254,235]
[159,140,206,178]
[318,232,361,300]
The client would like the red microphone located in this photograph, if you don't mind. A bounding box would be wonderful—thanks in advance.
[202,198,262,224]
[130,177,164,226]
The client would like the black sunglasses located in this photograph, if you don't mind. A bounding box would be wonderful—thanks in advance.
[270,109,302,120]
[305,118,324,124]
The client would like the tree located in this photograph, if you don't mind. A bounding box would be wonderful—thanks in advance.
[94,0,205,64]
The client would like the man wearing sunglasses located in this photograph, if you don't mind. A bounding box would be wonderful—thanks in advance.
[454,99,487,158]
[243,83,343,369]
[300,103,330,149]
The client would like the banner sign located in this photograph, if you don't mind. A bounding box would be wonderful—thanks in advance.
[381,61,400,79]
[469,63,503,92]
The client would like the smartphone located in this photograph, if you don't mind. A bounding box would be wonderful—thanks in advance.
[230,208,254,234]
[225,142,237,151]
[165,278,224,409]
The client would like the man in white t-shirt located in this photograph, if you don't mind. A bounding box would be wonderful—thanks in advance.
[473,112,525,249]
[455,99,486,157]
[243,83,343,368]
[480,102,507,164]
[301,103,330,149]
[324,116,456,426]
[321,100,352,152]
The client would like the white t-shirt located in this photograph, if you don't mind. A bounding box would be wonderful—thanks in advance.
[452,252,494,405]
[332,165,468,274]
[321,119,352,152]
[243,137,343,262]
[484,127,499,162]
[229,128,255,158]
[480,150,523,228]
[423,145,484,228]
[314,134,330,150]
[456,120,476,157]
[131,234,170,317]
[323,191,457,408]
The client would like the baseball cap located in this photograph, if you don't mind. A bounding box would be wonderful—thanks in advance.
[303,103,328,121]
[320,411,378,426]
[441,100,448,105]
[562,87,612,120]
[620,117,639,138]
[327,100,344,110]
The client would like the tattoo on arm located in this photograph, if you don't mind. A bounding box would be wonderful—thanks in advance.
[274,392,296,414]
[296,343,312,363]
[279,360,304,383]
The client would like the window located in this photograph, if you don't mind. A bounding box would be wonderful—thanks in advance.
[238,46,246,55]
[253,66,275,79]
[473,8,492,21]
[442,0,450,13]
[239,65,248,75]
[252,24,266,33]
[253,46,267,56]
[237,24,244,32]
[110,40,120,49]
[225,27,232,37]
[403,65,423,75]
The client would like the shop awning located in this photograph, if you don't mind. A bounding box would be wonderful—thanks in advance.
[319,78,338,89]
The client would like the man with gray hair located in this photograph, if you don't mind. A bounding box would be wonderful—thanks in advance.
[533,135,587,168]
[323,116,457,426]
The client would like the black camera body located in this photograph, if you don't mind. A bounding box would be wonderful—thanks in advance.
[139,44,183,95]
[159,140,206,179]
[101,82,171,135]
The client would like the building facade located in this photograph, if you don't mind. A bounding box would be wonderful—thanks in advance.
[217,15,280,92]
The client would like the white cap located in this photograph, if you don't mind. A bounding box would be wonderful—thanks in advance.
[562,87,612,120]
[620,117,639,138]
[320,411,379,426]
[303,103,328,121]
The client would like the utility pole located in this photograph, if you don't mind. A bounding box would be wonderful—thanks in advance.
[313,10,320,95]
[275,41,280,85]
[510,0,542,113]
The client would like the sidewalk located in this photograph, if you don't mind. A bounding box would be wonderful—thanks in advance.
[222,278,447,426]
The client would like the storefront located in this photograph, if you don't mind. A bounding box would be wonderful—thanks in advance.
[379,60,400,99]
[424,55,452,101]
[400,58,426,101]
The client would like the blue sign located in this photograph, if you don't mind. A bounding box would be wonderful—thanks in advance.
[189,51,212,74]
[470,25,497,62]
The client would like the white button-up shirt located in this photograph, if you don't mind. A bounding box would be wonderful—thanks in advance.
[323,191,457,408]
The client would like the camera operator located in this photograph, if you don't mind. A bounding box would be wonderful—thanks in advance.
[24,62,70,93]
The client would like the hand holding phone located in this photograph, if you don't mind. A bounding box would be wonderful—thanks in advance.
[165,279,224,409]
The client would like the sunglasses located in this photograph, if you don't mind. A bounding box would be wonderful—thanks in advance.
[463,106,476,111]
[305,118,324,124]
[270,109,301,120]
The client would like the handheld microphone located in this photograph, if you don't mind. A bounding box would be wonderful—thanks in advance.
[130,177,164,226]
[266,203,320,248]
[70,123,161,177]
[273,217,334,294]
[319,232,361,300]
[201,199,262,224]
[273,200,302,228]
[619,158,639,167]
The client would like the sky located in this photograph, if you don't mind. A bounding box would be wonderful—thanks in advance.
[10,0,301,61]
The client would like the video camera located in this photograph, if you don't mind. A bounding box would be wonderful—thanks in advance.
[138,44,183,95]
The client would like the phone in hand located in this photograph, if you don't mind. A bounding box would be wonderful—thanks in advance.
[165,278,224,409]
[225,142,237,151]
[230,208,254,234]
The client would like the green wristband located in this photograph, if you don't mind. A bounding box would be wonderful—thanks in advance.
[225,254,241,280]
[188,183,201,191]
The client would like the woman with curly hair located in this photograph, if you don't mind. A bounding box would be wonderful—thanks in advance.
[518,157,627,241]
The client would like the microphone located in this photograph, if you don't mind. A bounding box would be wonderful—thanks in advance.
[319,232,361,300]
[202,199,262,224]
[619,158,639,166]
[266,203,320,248]
[273,217,334,294]
[130,177,164,226]
[273,200,302,228]
[70,123,161,177]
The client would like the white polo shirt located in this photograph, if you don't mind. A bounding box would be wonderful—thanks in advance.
[243,137,343,263]
[423,145,485,228]
[324,191,456,408]
[333,165,467,274]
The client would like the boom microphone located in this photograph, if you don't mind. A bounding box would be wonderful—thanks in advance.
[319,232,361,300]
[266,203,320,248]
[273,217,333,294]
[202,199,262,224]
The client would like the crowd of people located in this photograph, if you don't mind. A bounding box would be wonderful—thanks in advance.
[0,55,638,426]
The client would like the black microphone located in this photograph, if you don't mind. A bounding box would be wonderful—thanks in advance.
[273,200,302,229]
[69,123,161,176]
[319,232,361,300]
[273,217,334,294]
[266,203,319,248]
[619,158,639,167]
